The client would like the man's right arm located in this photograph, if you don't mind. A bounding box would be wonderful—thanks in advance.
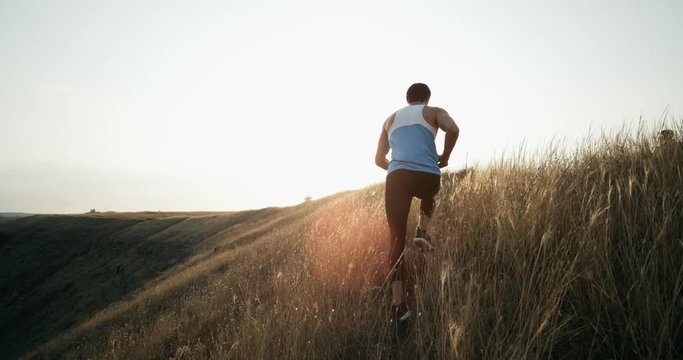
[375,115,393,170]
[435,108,460,168]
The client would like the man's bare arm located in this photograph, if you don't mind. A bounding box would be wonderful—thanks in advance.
[375,127,390,170]
[435,108,460,168]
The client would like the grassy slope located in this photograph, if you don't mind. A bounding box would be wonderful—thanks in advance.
[0,202,337,359]
[0,213,33,225]
[5,126,683,359]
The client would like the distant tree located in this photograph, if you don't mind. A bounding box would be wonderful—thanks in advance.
[304,196,313,202]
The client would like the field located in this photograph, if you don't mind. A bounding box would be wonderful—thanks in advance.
[1,124,682,359]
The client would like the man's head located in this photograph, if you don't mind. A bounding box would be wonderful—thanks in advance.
[660,129,674,143]
[406,83,431,104]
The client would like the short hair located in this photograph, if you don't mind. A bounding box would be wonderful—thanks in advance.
[406,83,431,103]
[660,129,674,141]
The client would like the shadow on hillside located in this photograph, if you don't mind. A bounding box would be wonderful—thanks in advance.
[0,208,285,359]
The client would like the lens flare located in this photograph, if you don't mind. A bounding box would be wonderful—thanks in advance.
[305,191,390,291]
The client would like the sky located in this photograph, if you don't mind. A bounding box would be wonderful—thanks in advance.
[1,0,681,213]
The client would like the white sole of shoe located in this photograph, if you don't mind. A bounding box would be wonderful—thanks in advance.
[412,237,434,251]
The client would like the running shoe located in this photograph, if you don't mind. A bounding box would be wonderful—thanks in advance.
[392,304,412,334]
[413,227,435,251]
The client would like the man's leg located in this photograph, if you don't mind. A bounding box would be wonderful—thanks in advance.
[385,170,412,307]
[418,212,432,231]
[414,173,441,248]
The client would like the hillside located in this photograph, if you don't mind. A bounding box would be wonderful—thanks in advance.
[0,202,339,359]
[3,126,683,359]
[0,213,32,224]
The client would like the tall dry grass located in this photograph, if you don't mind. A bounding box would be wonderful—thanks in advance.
[32,124,682,359]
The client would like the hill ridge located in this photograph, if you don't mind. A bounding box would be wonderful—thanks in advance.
[0,199,337,359]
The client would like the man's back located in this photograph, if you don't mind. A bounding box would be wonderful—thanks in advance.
[385,105,452,132]
[385,104,440,175]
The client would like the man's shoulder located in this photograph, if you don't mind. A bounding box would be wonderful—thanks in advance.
[422,106,448,124]
[424,105,447,114]
[383,111,397,131]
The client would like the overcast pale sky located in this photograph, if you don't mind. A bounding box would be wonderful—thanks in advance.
[1,0,681,213]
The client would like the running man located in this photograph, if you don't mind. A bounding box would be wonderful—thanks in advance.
[374,83,460,327]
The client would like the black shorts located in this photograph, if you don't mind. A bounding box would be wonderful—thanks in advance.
[386,169,440,220]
